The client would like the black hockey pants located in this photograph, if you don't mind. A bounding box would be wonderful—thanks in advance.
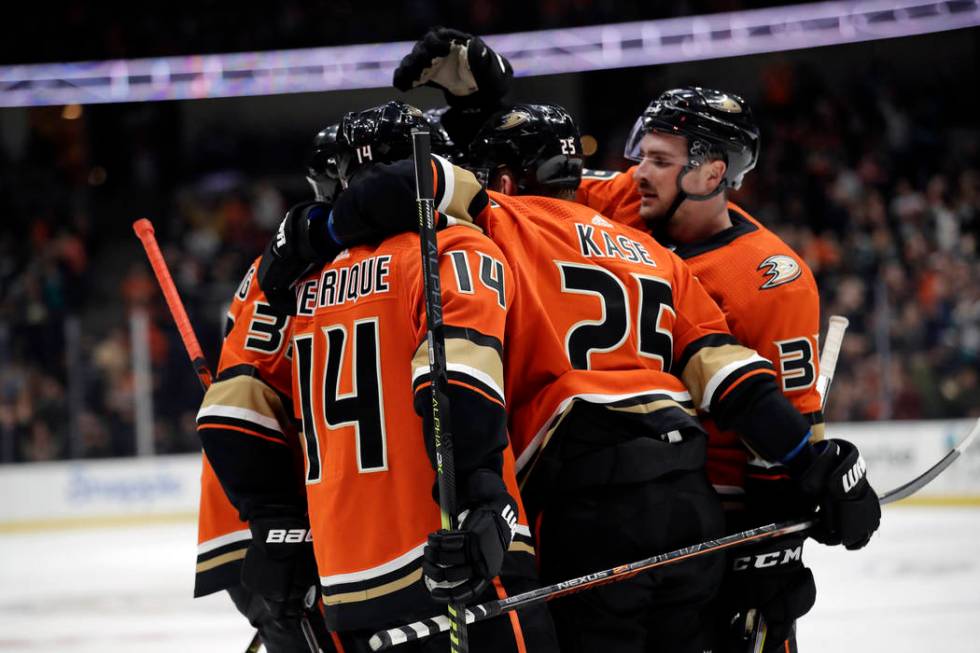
[530,404,726,653]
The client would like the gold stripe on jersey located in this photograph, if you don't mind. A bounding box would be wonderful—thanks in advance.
[607,398,697,417]
[509,540,536,556]
[195,548,247,573]
[323,568,423,606]
[197,374,291,437]
[680,344,774,410]
[411,335,505,404]
[433,155,485,224]
[810,421,825,441]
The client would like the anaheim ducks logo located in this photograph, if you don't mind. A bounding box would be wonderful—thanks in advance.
[707,93,743,113]
[758,255,801,289]
[497,110,532,130]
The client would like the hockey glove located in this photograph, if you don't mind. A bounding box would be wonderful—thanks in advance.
[393,27,513,109]
[722,463,817,651]
[791,439,881,550]
[257,201,339,315]
[723,532,815,652]
[422,495,518,604]
[241,512,319,619]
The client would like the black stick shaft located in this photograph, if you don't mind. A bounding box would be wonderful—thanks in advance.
[369,413,980,653]
[369,518,814,650]
[411,130,469,653]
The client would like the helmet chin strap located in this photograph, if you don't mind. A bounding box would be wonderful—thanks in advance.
[662,166,726,224]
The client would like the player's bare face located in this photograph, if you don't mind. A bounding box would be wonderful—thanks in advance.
[631,132,689,223]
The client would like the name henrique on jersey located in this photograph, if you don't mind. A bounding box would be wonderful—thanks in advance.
[287,228,535,632]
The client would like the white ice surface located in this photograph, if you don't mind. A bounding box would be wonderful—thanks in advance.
[1,506,978,652]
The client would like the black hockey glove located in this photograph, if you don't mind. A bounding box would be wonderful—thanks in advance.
[790,439,881,550]
[257,201,339,315]
[393,27,513,109]
[723,532,815,653]
[422,495,518,604]
[721,464,817,652]
[241,512,319,619]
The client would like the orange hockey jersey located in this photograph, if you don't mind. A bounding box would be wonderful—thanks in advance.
[577,168,824,490]
[287,227,536,632]
[670,203,823,490]
[194,257,302,597]
[577,167,644,231]
[478,191,776,473]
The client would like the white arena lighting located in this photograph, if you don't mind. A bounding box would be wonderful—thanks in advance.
[0,0,976,107]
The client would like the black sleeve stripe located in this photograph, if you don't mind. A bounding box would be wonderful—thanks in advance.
[216,363,263,381]
[412,370,505,407]
[215,363,293,413]
[676,333,740,377]
[709,360,776,413]
[803,410,824,425]
[468,187,489,221]
[441,325,503,356]
[197,415,288,443]
[445,370,505,405]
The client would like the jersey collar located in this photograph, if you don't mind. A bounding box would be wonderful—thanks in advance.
[664,207,759,260]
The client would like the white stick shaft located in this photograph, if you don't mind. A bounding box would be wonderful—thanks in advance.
[816,315,849,408]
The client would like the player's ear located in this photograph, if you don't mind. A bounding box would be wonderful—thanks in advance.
[490,170,518,196]
[706,158,727,191]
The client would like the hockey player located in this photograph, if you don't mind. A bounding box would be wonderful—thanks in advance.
[217,101,559,652]
[579,87,828,652]
[193,124,350,652]
[258,102,880,653]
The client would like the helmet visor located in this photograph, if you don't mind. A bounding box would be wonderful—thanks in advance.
[623,115,647,162]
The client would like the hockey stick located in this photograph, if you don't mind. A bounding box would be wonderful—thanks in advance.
[134,219,262,653]
[411,129,469,653]
[369,519,814,651]
[133,219,262,652]
[748,314,849,652]
[369,417,979,651]
[133,218,213,391]
[134,219,324,653]
[816,315,848,407]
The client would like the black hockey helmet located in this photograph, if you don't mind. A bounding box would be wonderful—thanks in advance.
[306,123,344,203]
[468,103,583,195]
[624,87,760,191]
[338,100,429,182]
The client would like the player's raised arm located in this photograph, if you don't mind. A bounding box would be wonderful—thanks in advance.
[394,27,514,148]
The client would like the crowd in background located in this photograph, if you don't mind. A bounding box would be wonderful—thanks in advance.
[1,34,977,463]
